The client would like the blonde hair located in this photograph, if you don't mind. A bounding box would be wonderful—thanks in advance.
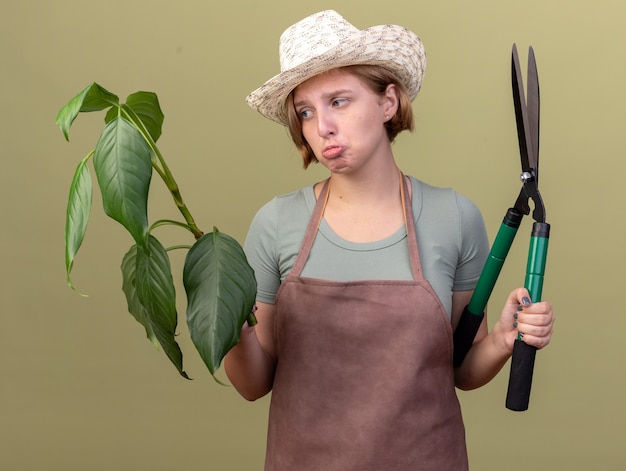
[286,65,414,168]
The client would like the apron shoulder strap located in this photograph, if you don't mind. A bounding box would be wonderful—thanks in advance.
[290,179,330,277]
[401,174,424,281]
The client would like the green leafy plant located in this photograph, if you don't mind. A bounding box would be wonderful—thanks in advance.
[57,83,257,381]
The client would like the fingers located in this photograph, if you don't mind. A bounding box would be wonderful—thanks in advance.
[514,299,555,350]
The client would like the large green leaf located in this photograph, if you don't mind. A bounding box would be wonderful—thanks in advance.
[65,154,93,291]
[126,92,163,142]
[121,245,158,348]
[135,235,189,379]
[183,229,257,378]
[105,92,164,143]
[56,82,119,140]
[93,116,152,249]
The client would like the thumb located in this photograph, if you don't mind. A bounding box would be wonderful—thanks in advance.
[509,287,532,308]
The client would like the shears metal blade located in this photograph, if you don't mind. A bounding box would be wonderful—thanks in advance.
[512,44,545,223]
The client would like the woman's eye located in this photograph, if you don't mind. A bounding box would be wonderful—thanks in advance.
[332,98,348,107]
[299,109,312,119]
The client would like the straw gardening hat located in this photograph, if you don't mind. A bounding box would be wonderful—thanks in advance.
[246,10,427,125]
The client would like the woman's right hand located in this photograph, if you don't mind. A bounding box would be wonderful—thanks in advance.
[224,301,277,401]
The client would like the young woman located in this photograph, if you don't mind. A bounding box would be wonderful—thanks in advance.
[225,10,555,470]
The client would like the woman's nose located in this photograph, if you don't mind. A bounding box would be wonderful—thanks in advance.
[316,111,336,137]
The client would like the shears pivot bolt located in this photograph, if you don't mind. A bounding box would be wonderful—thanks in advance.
[520,171,534,183]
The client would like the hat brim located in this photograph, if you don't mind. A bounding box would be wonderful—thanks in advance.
[246,24,426,125]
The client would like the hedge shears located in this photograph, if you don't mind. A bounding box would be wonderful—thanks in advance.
[453,44,550,411]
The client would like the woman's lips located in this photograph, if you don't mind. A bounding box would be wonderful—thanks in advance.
[322,145,345,159]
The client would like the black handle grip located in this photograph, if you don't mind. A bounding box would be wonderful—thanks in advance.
[505,339,537,411]
[452,306,484,367]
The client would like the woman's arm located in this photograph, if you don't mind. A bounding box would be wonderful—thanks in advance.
[452,289,555,391]
[224,301,277,401]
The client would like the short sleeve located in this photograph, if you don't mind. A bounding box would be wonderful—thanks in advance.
[244,201,282,304]
[242,187,313,304]
[453,193,490,292]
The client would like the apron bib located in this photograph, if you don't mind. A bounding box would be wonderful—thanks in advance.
[265,176,468,470]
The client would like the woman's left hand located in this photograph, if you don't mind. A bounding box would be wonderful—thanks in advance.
[495,288,555,353]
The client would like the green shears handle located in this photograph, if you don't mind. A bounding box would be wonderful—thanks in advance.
[453,208,523,367]
[506,221,550,411]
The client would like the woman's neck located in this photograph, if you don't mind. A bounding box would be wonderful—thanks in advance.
[323,158,402,204]
[316,163,408,243]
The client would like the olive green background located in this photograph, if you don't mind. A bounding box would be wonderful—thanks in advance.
[2,0,624,469]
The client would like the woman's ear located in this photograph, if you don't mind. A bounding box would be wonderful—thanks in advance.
[382,83,399,119]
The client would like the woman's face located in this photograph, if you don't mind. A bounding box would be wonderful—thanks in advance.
[292,68,398,175]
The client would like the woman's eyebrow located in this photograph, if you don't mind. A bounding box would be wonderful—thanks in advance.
[293,89,353,108]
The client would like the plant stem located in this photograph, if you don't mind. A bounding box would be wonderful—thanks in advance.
[150,219,198,235]
[121,105,204,240]
[167,182,203,240]
[165,244,193,252]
